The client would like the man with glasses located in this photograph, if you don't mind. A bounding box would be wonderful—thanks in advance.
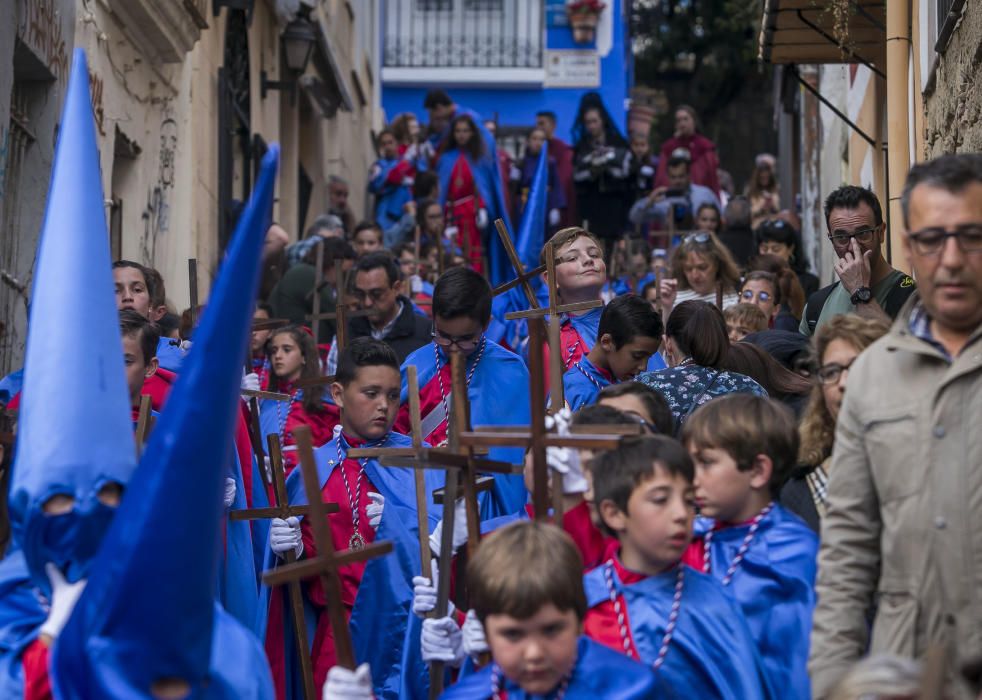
[346,252,430,362]
[801,185,916,336]
[394,267,531,517]
[627,150,721,232]
[809,154,982,699]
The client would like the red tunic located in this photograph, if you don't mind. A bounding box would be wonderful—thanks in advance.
[541,318,589,398]
[654,133,721,196]
[582,555,644,658]
[446,154,485,271]
[22,638,51,700]
[272,382,342,475]
[299,435,378,690]
[393,360,453,447]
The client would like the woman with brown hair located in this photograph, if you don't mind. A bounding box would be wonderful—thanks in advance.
[779,315,890,532]
[260,324,340,473]
[745,153,781,228]
[657,231,742,316]
[722,340,812,416]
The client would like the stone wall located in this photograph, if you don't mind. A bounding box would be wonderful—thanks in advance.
[924,1,982,156]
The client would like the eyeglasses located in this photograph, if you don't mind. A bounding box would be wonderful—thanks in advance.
[682,232,711,245]
[431,326,482,351]
[740,289,772,302]
[623,411,659,435]
[907,224,982,256]
[828,226,878,248]
[351,287,392,302]
[816,358,856,385]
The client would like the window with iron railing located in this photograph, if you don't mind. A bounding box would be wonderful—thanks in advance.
[384,0,542,68]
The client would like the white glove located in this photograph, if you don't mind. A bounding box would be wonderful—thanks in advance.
[39,564,87,640]
[509,165,522,181]
[366,492,384,530]
[429,497,468,559]
[224,477,237,508]
[549,208,561,227]
[461,609,489,660]
[270,517,303,558]
[445,226,459,241]
[545,409,589,495]
[640,164,654,177]
[476,208,489,230]
[263,456,273,483]
[241,372,260,394]
[323,662,374,700]
[412,559,455,618]
[401,176,414,187]
[421,616,465,667]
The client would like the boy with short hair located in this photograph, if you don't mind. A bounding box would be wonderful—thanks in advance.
[723,302,769,342]
[562,295,662,411]
[584,435,774,698]
[597,381,674,435]
[119,309,159,420]
[395,267,530,516]
[441,520,657,699]
[352,221,384,257]
[264,337,443,698]
[681,394,817,699]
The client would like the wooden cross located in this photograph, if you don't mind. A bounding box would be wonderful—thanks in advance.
[252,317,291,332]
[306,259,375,353]
[490,219,544,306]
[230,432,339,700]
[188,258,199,328]
[460,319,634,521]
[262,425,394,670]
[134,394,154,454]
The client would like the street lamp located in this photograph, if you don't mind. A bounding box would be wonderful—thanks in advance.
[261,15,318,101]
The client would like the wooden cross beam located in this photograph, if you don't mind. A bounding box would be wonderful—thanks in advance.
[252,317,292,332]
[459,319,631,522]
[262,426,393,670]
[229,432,338,700]
[241,388,292,402]
[503,239,603,322]
[134,394,153,454]
[305,260,376,352]
[490,219,541,308]
[188,258,199,329]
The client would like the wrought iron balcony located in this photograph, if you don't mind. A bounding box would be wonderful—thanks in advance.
[383,0,543,69]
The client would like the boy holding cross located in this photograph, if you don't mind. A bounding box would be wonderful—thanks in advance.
[265,338,444,697]
[394,267,531,517]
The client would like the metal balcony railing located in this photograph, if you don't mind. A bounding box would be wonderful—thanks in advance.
[383,0,543,69]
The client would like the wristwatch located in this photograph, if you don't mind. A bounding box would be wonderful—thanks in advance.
[850,286,872,305]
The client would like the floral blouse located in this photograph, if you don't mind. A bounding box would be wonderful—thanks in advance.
[637,364,767,432]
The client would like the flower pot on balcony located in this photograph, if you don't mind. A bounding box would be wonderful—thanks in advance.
[566,1,605,44]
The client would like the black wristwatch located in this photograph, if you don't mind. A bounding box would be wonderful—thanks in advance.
[850,286,872,305]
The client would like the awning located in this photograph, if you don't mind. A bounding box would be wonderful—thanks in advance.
[759,0,886,76]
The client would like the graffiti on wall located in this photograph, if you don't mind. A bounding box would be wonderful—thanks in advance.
[141,117,177,265]
[20,0,69,81]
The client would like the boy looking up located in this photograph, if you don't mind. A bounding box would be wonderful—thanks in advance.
[584,436,773,699]
[264,337,442,698]
[395,267,530,516]
[681,394,817,699]
[440,521,657,699]
[562,295,662,411]
[119,309,159,421]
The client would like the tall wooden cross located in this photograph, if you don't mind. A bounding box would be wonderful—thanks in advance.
[229,432,340,700]
[134,394,154,454]
[262,425,394,670]
[460,318,635,521]
[187,258,199,328]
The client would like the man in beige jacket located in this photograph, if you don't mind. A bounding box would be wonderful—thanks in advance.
[810,153,982,699]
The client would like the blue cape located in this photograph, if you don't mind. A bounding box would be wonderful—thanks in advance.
[562,356,612,412]
[401,339,530,517]
[259,431,445,699]
[440,636,656,699]
[695,504,817,699]
[369,157,413,229]
[584,564,775,699]
[156,337,185,372]
[0,547,45,697]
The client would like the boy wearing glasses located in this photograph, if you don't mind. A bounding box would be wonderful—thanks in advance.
[394,267,532,517]
[801,185,916,336]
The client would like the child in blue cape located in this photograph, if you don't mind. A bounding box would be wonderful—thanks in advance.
[583,435,774,698]
[681,394,817,699]
[562,294,662,411]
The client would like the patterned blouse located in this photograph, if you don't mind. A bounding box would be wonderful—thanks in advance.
[637,363,768,432]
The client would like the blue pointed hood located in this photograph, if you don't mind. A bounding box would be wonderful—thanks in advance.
[8,49,136,594]
[516,145,549,273]
[51,145,280,698]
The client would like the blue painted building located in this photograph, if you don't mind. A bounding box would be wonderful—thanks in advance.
[381,0,634,143]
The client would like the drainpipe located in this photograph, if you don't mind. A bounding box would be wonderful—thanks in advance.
[886,0,912,271]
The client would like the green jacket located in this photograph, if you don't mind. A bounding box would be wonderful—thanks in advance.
[267,263,337,337]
